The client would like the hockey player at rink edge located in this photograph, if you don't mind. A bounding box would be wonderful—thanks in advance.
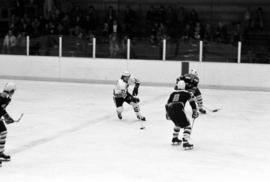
[113,71,146,121]
[175,68,207,114]
[0,82,17,167]
[165,80,199,150]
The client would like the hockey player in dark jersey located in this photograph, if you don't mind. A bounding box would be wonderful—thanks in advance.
[0,82,17,164]
[175,69,207,114]
[166,80,199,149]
[113,71,146,121]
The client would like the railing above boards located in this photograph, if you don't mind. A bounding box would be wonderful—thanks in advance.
[1,35,269,64]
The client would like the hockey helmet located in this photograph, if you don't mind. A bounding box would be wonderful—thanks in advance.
[122,70,131,77]
[3,82,16,93]
[176,80,186,90]
[189,69,198,76]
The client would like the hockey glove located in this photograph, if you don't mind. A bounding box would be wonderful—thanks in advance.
[132,83,139,96]
[192,109,199,119]
[3,113,15,124]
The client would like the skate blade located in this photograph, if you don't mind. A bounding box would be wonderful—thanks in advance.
[183,146,193,150]
[0,159,10,162]
[171,142,182,146]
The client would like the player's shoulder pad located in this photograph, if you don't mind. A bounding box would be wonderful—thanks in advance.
[130,77,140,84]
[173,89,189,94]
[184,73,193,79]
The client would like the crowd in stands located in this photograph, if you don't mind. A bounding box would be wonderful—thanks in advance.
[1,0,266,59]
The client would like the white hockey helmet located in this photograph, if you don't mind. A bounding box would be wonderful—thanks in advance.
[189,69,198,76]
[122,70,131,77]
[3,82,16,93]
[176,80,186,90]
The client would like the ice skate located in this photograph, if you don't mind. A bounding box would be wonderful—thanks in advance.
[0,152,11,162]
[117,112,122,120]
[137,115,146,121]
[172,137,182,145]
[199,108,206,114]
[182,139,193,150]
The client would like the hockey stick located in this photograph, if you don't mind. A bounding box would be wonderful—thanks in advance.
[203,106,220,113]
[191,118,196,131]
[15,113,24,122]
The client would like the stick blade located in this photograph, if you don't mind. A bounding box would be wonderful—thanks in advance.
[16,113,24,122]
[212,108,220,112]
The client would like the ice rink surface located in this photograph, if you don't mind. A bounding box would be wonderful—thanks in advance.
[1,79,270,182]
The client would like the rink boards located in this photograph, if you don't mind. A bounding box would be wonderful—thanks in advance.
[0,55,269,91]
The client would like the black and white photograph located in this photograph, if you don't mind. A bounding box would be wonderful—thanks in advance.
[0,0,269,182]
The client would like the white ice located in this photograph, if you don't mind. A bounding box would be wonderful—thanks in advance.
[1,79,270,182]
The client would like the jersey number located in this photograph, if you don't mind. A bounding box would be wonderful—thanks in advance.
[172,94,180,102]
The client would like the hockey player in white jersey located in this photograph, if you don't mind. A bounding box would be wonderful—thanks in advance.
[113,71,146,121]
[0,82,17,164]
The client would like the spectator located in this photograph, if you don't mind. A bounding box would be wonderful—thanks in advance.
[56,23,64,35]
[230,23,243,45]
[102,21,109,42]
[60,0,73,14]
[149,22,159,46]
[203,23,213,41]
[84,6,97,32]
[123,6,136,37]
[213,22,228,43]
[70,5,82,23]
[61,14,71,35]
[243,7,252,30]
[110,19,121,35]
[194,22,203,40]
[251,7,264,30]
[86,30,95,57]
[156,22,168,60]
[17,17,32,36]
[12,0,25,17]
[8,14,18,32]
[70,25,82,37]
[156,22,168,41]
[72,15,83,30]
[146,5,156,30]
[157,5,166,24]
[176,6,187,28]
[182,24,192,40]
[105,6,116,28]
[166,6,177,37]
[2,30,17,54]
[31,17,41,37]
[242,7,252,39]
[109,33,120,57]
[75,32,86,56]
[16,31,26,54]
[120,36,136,59]
[43,0,55,19]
